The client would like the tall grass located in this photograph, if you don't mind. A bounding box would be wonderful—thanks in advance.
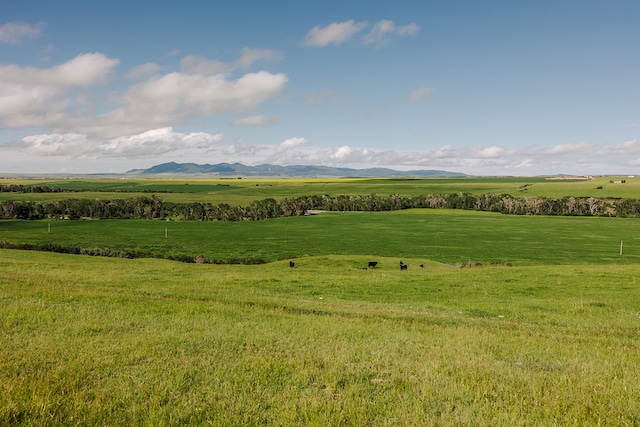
[1,250,640,425]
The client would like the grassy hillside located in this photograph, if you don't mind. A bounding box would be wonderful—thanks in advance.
[2,250,639,425]
[1,209,638,266]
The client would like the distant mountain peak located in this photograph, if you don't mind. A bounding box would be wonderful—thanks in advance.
[126,162,466,178]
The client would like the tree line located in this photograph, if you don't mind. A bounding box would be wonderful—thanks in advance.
[2,192,640,221]
[0,183,172,194]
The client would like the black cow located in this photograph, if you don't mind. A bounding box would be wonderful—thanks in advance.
[368,261,378,269]
[400,264,408,271]
[289,261,295,268]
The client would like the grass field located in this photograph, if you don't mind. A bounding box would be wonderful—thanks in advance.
[2,177,640,425]
[1,209,638,266]
[2,250,640,425]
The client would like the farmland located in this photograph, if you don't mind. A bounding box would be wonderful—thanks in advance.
[1,177,640,425]
[2,175,640,204]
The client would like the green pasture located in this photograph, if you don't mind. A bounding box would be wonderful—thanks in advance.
[3,177,640,425]
[2,175,639,204]
[2,250,640,425]
[1,209,638,266]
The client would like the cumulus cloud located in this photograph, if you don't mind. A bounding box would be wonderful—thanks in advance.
[363,20,420,44]
[409,87,436,102]
[304,20,368,46]
[473,146,505,158]
[542,142,600,155]
[85,70,288,138]
[0,22,43,44]
[0,49,288,140]
[0,53,120,128]
[125,62,160,80]
[223,139,269,157]
[431,145,457,158]
[17,127,223,159]
[20,132,90,156]
[230,115,278,126]
[276,137,310,152]
[610,139,640,154]
[0,52,119,87]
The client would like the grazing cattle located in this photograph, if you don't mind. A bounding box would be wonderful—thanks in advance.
[368,261,378,269]
[289,261,295,268]
[420,264,424,268]
[400,264,408,271]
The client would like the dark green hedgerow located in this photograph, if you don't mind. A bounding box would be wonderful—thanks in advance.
[0,240,266,265]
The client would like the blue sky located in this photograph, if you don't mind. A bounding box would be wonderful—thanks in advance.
[1,1,639,175]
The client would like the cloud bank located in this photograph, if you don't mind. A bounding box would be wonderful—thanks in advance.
[0,49,287,139]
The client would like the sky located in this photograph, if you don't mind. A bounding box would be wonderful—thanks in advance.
[1,1,639,176]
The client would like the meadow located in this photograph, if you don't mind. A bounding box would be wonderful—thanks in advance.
[1,177,640,425]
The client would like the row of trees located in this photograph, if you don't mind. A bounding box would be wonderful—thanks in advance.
[0,184,172,194]
[0,184,71,193]
[2,193,640,221]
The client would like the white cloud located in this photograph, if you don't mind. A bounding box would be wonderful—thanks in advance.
[9,133,640,175]
[223,139,269,157]
[0,53,119,87]
[473,146,505,158]
[409,87,435,102]
[432,145,457,158]
[363,20,420,45]
[277,137,310,152]
[125,62,160,80]
[181,55,231,75]
[84,70,288,138]
[0,53,119,128]
[542,142,600,155]
[0,51,288,138]
[181,48,281,75]
[234,47,282,69]
[17,127,223,159]
[304,20,368,47]
[20,132,90,156]
[0,22,43,44]
[610,139,640,154]
[230,115,278,126]
[101,128,223,157]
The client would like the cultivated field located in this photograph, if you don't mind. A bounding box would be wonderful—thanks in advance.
[2,175,639,204]
[1,177,640,425]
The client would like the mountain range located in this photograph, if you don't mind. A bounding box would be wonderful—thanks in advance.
[126,162,467,178]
